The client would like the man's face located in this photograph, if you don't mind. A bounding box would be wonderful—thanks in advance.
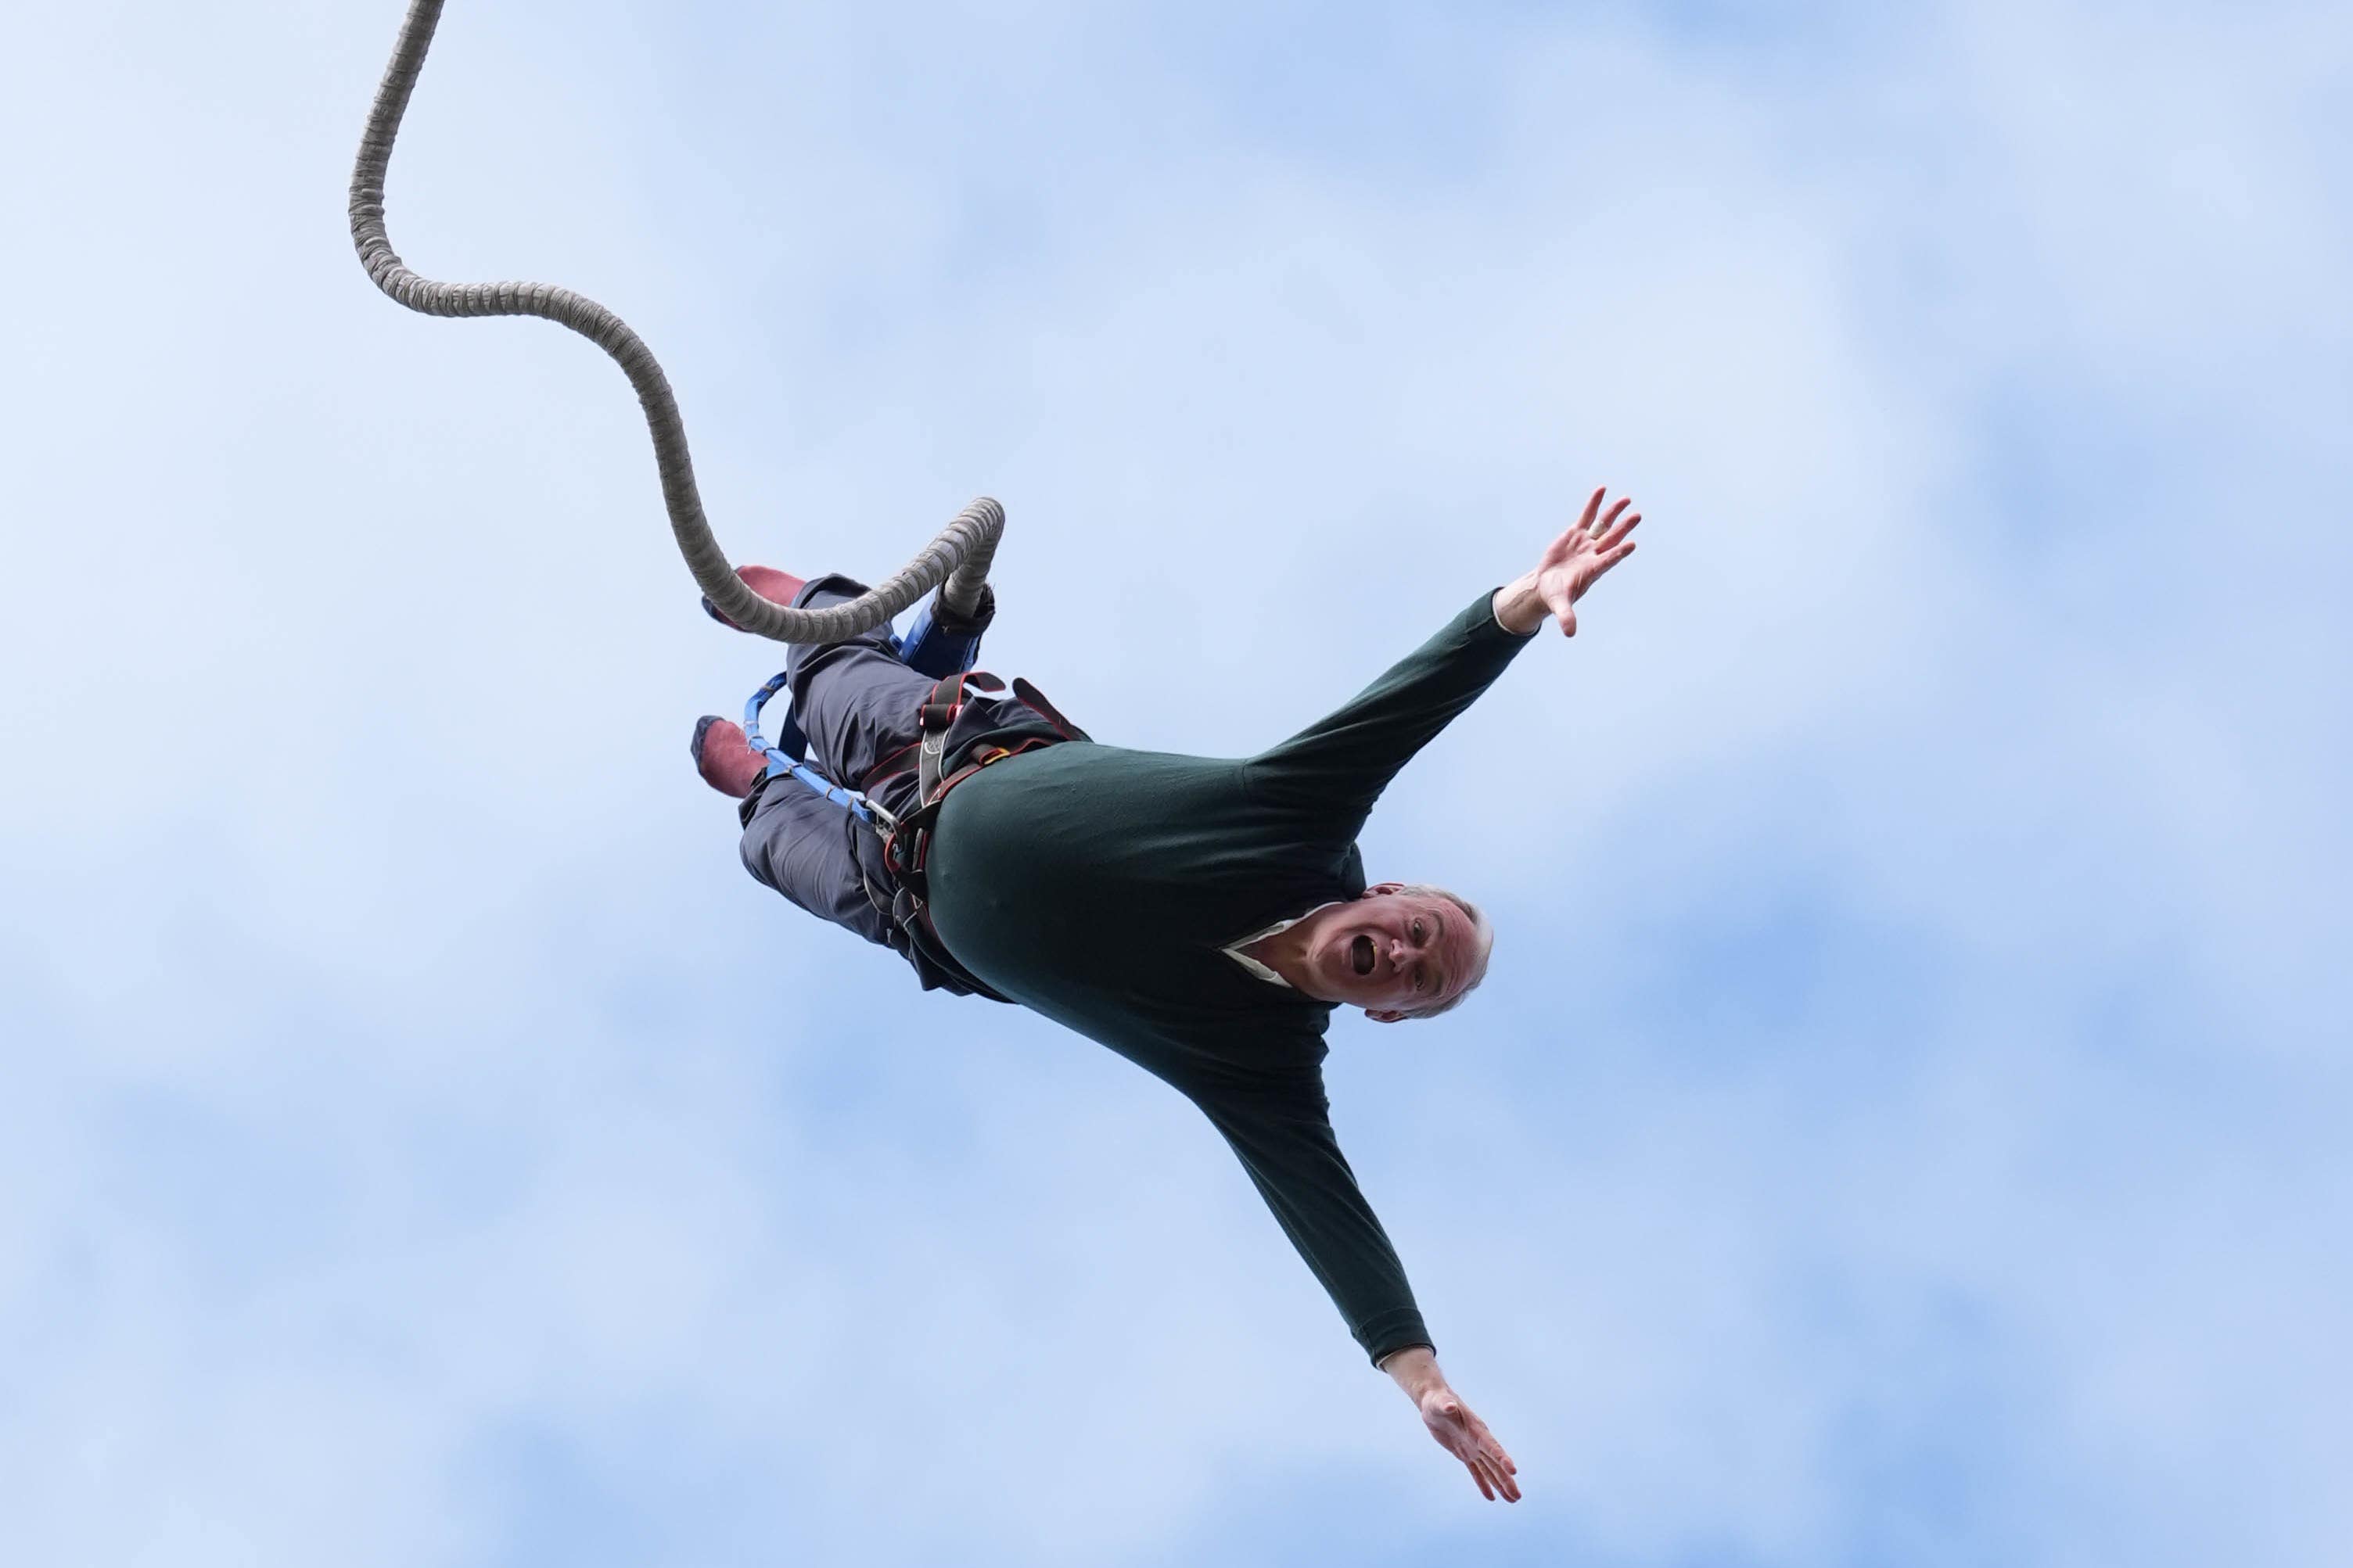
[1299,884,1476,1021]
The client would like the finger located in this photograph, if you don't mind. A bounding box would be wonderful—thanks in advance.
[1481,1438,1521,1491]
[1595,510,1642,551]
[1559,605,1577,637]
[1575,486,1604,533]
[1478,1451,1521,1502]
[1466,1455,1495,1501]
[1597,496,1630,535]
[1589,541,1637,580]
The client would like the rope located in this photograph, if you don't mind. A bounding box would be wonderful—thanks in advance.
[347,0,1000,643]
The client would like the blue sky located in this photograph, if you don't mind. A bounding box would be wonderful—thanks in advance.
[2,1,2347,1563]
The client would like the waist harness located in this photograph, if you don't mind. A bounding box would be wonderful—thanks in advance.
[745,667,1087,999]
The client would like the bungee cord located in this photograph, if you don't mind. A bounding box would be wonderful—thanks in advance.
[347,0,1000,643]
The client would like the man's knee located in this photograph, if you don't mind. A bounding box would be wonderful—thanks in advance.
[783,574,893,678]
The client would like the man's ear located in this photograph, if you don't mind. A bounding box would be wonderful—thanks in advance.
[1363,881,1405,899]
[1366,1009,1406,1024]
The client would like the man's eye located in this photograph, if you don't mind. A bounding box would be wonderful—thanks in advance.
[1411,920,1425,942]
[1413,967,1427,992]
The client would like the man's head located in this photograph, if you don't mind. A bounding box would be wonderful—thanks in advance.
[1291,883,1495,1022]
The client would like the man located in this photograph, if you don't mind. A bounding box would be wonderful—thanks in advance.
[692,488,1644,1504]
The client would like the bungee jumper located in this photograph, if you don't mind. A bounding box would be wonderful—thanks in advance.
[349,0,1641,1508]
[695,502,1636,1508]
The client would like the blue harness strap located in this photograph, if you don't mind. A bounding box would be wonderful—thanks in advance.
[742,600,988,830]
[743,670,898,832]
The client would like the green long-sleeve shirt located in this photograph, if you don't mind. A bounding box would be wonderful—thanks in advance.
[925,590,1538,1365]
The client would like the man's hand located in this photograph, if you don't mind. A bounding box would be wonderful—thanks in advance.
[1379,1347,1522,1502]
[1493,485,1643,637]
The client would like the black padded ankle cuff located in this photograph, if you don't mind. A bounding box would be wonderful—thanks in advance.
[931,580,997,636]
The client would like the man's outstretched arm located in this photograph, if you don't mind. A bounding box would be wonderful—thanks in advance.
[1195,1075,1521,1503]
[1378,1345,1523,1503]
[1197,1080,1433,1369]
[1248,486,1644,836]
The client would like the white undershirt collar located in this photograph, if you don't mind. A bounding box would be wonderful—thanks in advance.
[1222,901,1342,989]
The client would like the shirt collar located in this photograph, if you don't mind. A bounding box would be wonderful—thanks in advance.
[1221,901,1342,989]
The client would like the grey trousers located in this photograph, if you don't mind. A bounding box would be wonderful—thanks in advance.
[735,574,1047,988]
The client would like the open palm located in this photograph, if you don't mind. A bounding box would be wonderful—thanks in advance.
[1534,486,1642,636]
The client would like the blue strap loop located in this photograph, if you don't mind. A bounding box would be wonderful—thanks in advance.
[744,670,897,833]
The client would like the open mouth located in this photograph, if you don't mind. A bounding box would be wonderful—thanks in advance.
[1350,934,1375,976]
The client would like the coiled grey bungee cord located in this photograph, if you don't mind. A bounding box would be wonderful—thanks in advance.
[347,0,1000,642]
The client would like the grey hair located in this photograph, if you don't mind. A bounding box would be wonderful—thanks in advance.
[1392,884,1495,1020]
